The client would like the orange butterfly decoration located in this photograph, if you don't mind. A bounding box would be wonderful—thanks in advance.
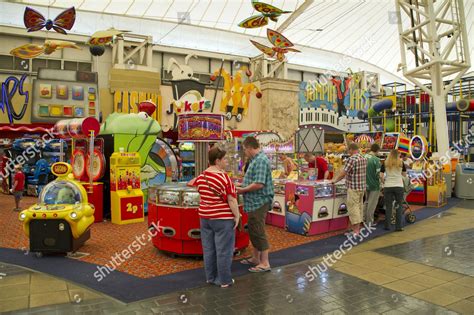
[250,29,300,62]
[238,1,291,29]
[10,40,81,59]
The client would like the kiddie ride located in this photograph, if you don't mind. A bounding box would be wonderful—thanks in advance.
[19,162,95,257]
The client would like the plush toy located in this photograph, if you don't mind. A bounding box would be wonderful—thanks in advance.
[57,187,77,204]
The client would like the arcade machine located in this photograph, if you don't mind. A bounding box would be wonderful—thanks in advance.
[26,159,50,197]
[179,142,195,182]
[406,135,429,205]
[148,183,248,256]
[330,181,349,231]
[148,113,250,255]
[285,181,334,236]
[110,151,144,225]
[9,138,42,194]
[54,117,105,223]
[18,162,95,256]
[455,163,474,199]
[43,139,68,167]
[99,101,178,214]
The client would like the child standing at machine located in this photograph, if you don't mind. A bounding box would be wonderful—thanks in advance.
[11,165,25,211]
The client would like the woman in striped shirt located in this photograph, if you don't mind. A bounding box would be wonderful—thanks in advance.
[189,146,240,288]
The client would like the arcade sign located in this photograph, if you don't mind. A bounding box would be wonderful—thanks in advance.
[52,162,72,177]
[409,135,428,160]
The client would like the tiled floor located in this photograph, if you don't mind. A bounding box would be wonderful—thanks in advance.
[0,201,473,314]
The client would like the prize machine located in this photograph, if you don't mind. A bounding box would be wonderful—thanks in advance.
[148,113,249,256]
[426,158,448,207]
[98,102,178,215]
[110,151,144,225]
[178,142,195,181]
[54,117,106,223]
[285,181,334,236]
[18,162,95,256]
[264,138,296,228]
[406,135,429,205]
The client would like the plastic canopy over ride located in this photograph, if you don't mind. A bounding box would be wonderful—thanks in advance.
[4,1,472,83]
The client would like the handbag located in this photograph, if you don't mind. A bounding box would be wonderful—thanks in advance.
[203,173,242,231]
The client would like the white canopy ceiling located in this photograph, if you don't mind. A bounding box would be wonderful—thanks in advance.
[4,0,474,83]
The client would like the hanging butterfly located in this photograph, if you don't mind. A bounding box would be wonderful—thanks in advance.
[250,29,300,62]
[238,1,291,29]
[24,6,76,34]
[88,28,130,46]
[10,40,81,59]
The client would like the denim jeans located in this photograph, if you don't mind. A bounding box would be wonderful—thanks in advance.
[384,187,404,230]
[200,218,235,286]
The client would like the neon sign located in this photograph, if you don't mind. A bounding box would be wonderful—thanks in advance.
[0,74,29,124]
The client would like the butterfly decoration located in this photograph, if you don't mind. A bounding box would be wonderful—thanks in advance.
[10,40,81,59]
[24,6,76,34]
[249,29,300,62]
[88,28,130,46]
[238,1,291,29]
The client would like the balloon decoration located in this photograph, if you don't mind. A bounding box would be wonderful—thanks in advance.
[250,29,300,62]
[24,6,76,34]
[87,28,129,57]
[238,1,291,28]
[10,40,80,59]
[89,45,105,56]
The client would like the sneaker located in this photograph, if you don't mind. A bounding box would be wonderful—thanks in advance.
[13,208,20,211]
[220,279,235,288]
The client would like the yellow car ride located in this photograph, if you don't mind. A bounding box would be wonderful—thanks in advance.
[19,162,95,255]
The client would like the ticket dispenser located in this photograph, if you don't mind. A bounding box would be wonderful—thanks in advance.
[110,152,144,224]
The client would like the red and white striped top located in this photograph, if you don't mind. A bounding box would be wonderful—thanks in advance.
[193,170,236,220]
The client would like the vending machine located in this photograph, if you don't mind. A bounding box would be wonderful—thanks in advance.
[110,152,144,225]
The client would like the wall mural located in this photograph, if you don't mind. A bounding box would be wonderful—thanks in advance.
[211,68,262,122]
[0,74,29,124]
[299,76,370,117]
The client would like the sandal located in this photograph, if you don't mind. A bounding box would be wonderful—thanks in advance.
[220,279,235,288]
[240,258,258,265]
[248,266,271,273]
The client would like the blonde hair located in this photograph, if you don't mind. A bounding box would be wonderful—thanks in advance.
[385,149,402,170]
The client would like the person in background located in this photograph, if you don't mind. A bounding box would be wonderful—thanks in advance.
[364,143,382,226]
[237,136,273,273]
[332,143,367,236]
[188,146,240,288]
[10,165,25,211]
[304,153,329,180]
[279,154,297,177]
[381,149,406,231]
[401,153,413,170]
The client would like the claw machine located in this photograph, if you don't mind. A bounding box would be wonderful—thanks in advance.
[110,152,144,224]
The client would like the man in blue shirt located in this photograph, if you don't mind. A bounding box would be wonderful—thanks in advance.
[237,136,274,272]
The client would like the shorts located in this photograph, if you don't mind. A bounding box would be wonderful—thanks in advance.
[347,189,364,225]
[247,203,270,251]
[14,191,23,201]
